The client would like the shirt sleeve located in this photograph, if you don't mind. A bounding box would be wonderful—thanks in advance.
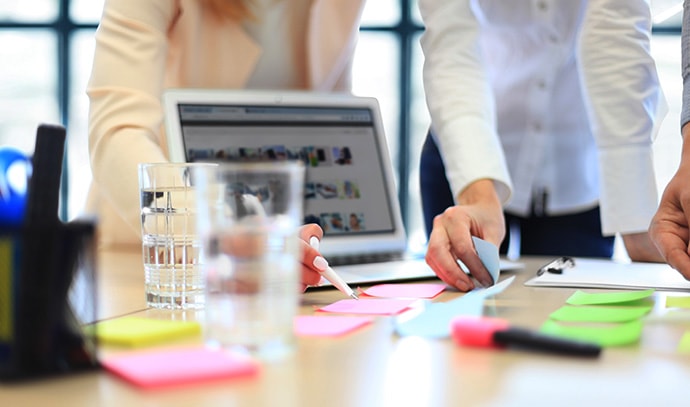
[578,0,666,235]
[682,0,690,130]
[87,0,177,236]
[417,0,512,204]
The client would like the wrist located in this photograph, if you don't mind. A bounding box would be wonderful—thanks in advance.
[457,179,501,207]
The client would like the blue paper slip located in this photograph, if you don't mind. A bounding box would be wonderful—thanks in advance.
[394,276,515,338]
[456,237,501,284]
[472,236,501,284]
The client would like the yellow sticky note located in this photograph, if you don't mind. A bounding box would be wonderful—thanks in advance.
[91,317,201,347]
[665,296,690,309]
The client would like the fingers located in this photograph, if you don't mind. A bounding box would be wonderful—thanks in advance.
[665,246,690,280]
[218,230,267,257]
[299,223,323,243]
[298,223,326,288]
[650,201,690,278]
[425,215,469,290]
[425,206,498,292]
[652,226,690,278]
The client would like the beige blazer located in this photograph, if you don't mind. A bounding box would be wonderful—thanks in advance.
[86,0,365,247]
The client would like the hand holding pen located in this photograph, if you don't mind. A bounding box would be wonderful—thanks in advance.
[298,224,358,299]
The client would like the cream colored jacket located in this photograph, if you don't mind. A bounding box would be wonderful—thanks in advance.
[86,0,365,247]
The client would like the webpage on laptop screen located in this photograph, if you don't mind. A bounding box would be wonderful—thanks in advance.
[178,104,395,237]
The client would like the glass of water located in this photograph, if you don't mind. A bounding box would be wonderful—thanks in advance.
[138,162,216,309]
[193,161,305,360]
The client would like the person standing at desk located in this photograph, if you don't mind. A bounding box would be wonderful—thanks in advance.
[418,0,667,291]
[650,0,690,280]
[86,0,366,288]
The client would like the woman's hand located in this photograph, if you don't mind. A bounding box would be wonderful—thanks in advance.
[297,223,328,291]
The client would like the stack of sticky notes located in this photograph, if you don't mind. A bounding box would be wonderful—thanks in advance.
[101,347,260,389]
[90,316,202,347]
[93,317,259,389]
[540,289,655,347]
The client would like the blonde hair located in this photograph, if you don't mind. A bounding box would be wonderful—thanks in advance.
[199,0,253,21]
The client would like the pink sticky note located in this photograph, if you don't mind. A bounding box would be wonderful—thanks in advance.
[294,315,374,337]
[361,283,446,299]
[318,298,416,315]
[102,347,259,389]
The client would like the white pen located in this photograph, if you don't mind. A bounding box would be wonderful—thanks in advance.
[310,236,359,300]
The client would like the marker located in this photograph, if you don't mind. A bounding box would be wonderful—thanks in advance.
[451,316,601,358]
[310,236,359,300]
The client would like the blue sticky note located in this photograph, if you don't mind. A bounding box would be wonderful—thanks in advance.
[394,276,515,338]
[472,236,500,284]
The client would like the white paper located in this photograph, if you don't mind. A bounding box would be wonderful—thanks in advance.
[524,258,690,291]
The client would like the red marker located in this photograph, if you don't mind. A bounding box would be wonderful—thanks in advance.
[451,316,601,358]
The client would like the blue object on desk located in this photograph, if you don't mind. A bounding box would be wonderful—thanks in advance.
[0,147,31,225]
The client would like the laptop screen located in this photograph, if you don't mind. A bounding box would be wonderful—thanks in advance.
[177,103,396,238]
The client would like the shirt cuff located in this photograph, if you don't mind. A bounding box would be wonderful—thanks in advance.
[432,116,513,205]
[598,144,658,236]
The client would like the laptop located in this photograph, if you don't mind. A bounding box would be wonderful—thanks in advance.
[162,89,441,285]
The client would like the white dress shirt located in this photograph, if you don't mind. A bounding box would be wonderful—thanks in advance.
[419,0,666,235]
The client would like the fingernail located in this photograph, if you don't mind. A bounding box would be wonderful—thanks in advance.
[456,279,473,291]
[313,256,329,271]
[309,236,320,250]
[481,278,494,288]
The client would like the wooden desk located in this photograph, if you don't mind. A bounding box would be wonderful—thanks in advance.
[1,247,689,406]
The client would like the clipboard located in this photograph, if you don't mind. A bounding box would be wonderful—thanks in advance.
[524,257,690,291]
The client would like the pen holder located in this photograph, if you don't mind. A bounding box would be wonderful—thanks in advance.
[0,124,99,381]
[0,219,99,381]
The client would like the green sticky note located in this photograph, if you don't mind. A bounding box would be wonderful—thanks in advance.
[90,317,202,347]
[549,305,652,323]
[540,319,643,347]
[566,289,655,306]
[666,296,690,309]
[678,331,690,353]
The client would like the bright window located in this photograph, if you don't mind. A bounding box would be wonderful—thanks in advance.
[0,0,683,255]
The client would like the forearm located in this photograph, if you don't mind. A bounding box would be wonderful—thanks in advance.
[579,0,662,235]
[621,232,664,263]
[457,179,502,208]
[87,0,174,233]
[418,0,512,204]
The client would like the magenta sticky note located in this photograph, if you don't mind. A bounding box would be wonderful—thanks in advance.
[317,298,416,315]
[102,347,259,389]
[294,315,374,337]
[361,283,446,299]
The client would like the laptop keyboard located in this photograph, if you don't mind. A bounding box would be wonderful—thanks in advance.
[326,252,405,267]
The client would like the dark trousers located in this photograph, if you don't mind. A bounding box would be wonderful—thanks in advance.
[419,132,614,258]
